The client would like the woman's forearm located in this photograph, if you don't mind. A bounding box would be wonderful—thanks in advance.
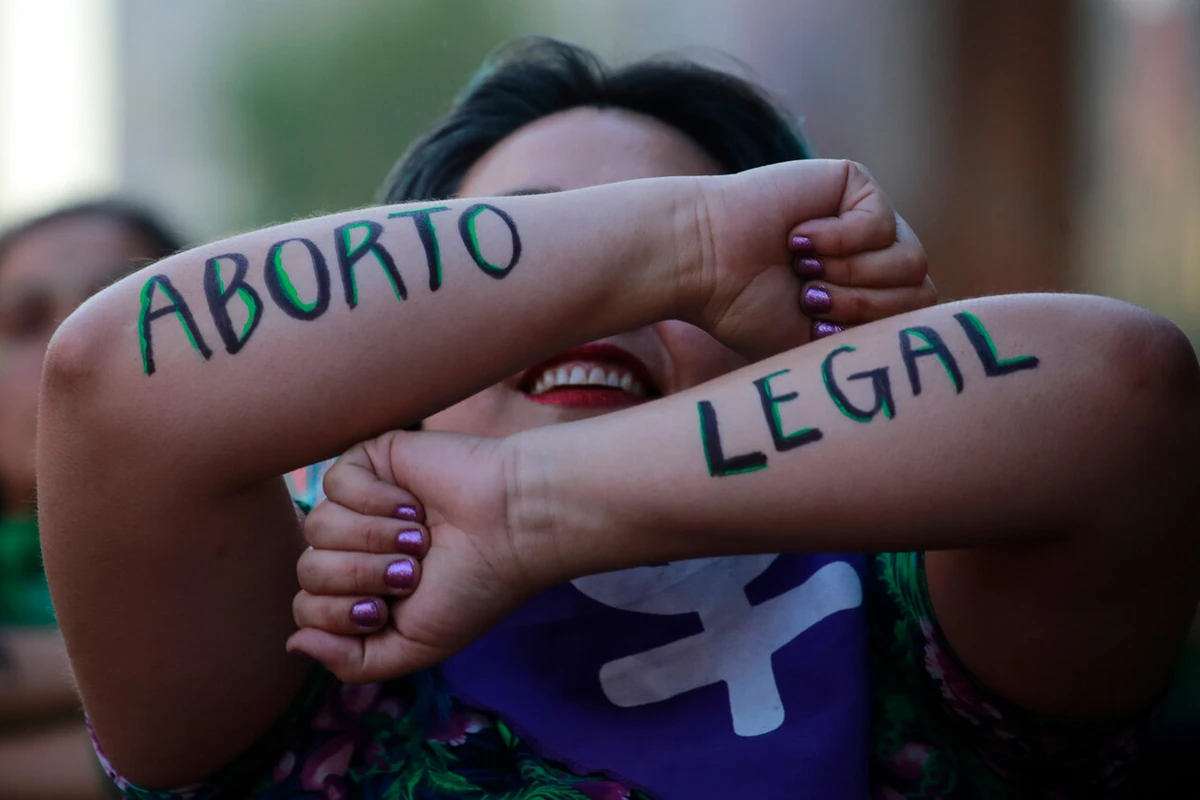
[515,293,1200,575]
[42,179,697,488]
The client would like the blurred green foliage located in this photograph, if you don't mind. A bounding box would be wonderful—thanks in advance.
[227,1,527,227]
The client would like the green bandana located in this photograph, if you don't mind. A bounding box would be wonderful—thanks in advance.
[0,515,56,627]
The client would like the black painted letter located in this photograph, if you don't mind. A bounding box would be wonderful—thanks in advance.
[203,253,264,355]
[898,326,963,396]
[954,311,1039,376]
[752,369,823,452]
[334,221,405,307]
[698,401,768,477]
[137,275,213,376]
[388,206,451,291]
[458,203,521,279]
[265,238,331,321]
[822,345,896,422]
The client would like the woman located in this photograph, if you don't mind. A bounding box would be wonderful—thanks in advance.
[0,200,181,798]
[38,40,1199,799]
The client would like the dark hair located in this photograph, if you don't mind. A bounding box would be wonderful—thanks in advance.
[380,37,810,204]
[0,199,185,271]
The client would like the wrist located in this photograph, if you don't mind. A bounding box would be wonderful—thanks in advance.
[500,429,568,589]
[502,424,618,588]
[660,176,713,327]
[600,175,710,329]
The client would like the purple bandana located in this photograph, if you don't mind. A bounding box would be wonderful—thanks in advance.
[287,468,872,798]
[442,552,872,799]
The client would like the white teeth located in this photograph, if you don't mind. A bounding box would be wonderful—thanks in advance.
[528,361,654,397]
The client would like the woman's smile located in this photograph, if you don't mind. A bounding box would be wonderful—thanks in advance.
[518,342,660,408]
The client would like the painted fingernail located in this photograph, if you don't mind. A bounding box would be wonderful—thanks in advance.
[802,286,832,314]
[793,256,824,279]
[385,559,416,590]
[350,599,382,628]
[789,235,815,253]
[396,529,424,554]
[394,505,420,522]
[813,320,844,339]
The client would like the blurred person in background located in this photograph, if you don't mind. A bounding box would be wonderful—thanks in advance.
[37,39,1200,800]
[0,201,182,799]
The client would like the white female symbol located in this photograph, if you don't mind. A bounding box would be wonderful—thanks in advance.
[571,556,862,737]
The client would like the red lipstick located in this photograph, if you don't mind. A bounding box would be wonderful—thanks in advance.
[518,343,660,409]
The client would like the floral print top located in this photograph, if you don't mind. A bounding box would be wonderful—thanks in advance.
[91,552,1152,799]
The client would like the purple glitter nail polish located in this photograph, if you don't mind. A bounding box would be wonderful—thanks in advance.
[813,320,844,339]
[802,286,833,315]
[385,559,415,590]
[793,257,825,279]
[789,235,815,253]
[350,600,381,627]
[396,529,424,554]
[395,505,420,522]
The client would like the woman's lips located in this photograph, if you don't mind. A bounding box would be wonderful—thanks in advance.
[518,343,660,409]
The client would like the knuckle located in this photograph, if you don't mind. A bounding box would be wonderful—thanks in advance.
[848,291,871,320]
[828,228,847,256]
[840,257,856,287]
[351,557,378,591]
[303,504,332,544]
[332,662,359,684]
[874,214,897,248]
[291,592,306,623]
[295,554,320,590]
[848,160,873,182]
[363,517,396,552]
[321,463,351,501]
[919,281,938,307]
[900,252,925,283]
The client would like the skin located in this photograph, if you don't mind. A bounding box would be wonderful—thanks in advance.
[291,292,1200,725]
[0,214,155,799]
[428,109,930,436]
[38,104,931,789]
[286,109,1200,757]
[425,109,750,436]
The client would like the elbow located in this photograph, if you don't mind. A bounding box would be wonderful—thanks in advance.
[40,308,112,415]
[1099,304,1200,468]
[37,304,130,478]
[1116,307,1199,415]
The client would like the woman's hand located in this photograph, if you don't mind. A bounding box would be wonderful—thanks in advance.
[688,160,934,359]
[287,431,535,684]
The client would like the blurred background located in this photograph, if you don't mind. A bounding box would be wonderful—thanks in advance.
[0,2,1197,796]
[0,0,1198,340]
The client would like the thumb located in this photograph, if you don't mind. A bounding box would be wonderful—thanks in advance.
[286,626,438,684]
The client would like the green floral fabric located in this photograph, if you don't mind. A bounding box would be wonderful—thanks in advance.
[91,551,1157,799]
[869,552,1150,799]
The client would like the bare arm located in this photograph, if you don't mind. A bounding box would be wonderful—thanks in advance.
[38,160,894,785]
[509,294,1200,717]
